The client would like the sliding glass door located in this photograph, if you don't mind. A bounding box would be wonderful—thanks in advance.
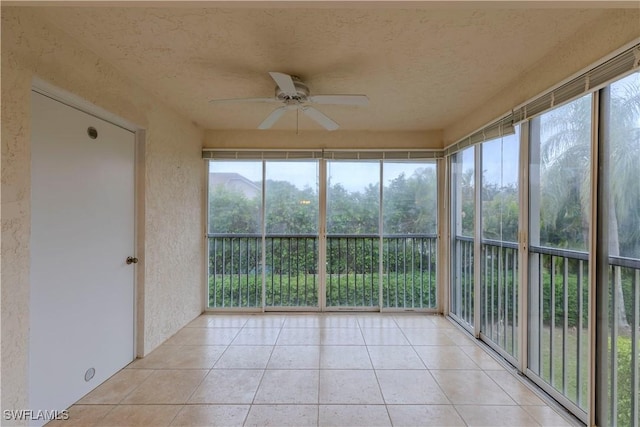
[208,161,263,308]
[326,161,380,308]
[479,132,520,362]
[382,162,438,309]
[265,161,319,308]
[528,94,592,416]
[450,147,475,330]
[599,72,640,427]
[208,160,320,309]
[208,157,438,311]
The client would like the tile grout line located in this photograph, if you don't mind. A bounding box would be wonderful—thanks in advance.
[174,317,247,425]
[244,316,287,426]
[360,315,394,427]
[317,316,322,427]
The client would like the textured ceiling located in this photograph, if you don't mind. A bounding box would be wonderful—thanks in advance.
[34,5,611,131]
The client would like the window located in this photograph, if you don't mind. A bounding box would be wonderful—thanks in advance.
[601,72,640,427]
[208,157,439,311]
[480,131,520,361]
[450,147,475,329]
[528,94,592,413]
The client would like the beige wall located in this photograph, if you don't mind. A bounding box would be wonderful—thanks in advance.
[443,9,640,146]
[1,7,204,416]
[204,129,443,150]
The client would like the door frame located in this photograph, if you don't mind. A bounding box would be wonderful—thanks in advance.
[32,77,143,358]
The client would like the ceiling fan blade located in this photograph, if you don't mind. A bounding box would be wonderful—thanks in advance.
[258,107,287,130]
[308,95,369,106]
[268,72,298,96]
[209,97,279,105]
[302,106,339,131]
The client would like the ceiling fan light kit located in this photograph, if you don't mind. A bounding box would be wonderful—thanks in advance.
[209,72,369,131]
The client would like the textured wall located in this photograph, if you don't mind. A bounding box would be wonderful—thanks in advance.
[443,9,640,145]
[204,129,443,150]
[1,7,204,416]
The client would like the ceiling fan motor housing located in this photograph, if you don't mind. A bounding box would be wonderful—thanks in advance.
[275,76,310,102]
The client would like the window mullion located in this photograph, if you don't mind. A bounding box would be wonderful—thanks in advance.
[474,146,482,335]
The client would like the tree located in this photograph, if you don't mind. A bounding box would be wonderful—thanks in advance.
[209,185,260,234]
[482,183,519,242]
[384,168,437,235]
[265,180,318,234]
[538,76,640,330]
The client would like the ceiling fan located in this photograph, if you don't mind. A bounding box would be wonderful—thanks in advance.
[209,72,369,131]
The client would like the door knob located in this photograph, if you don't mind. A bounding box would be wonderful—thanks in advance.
[126,256,138,265]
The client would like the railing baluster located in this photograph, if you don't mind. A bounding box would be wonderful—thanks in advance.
[428,239,432,307]
[539,254,544,377]
[347,238,351,305]
[484,244,488,334]
[419,238,424,308]
[503,246,508,351]
[495,245,499,343]
[413,238,417,308]
[214,239,218,307]
[460,241,464,320]
[395,238,399,308]
[463,240,468,322]
[329,238,333,306]
[255,238,259,307]
[236,238,241,307]
[633,268,639,427]
[386,239,390,307]
[370,238,374,307]
[512,248,517,357]
[611,265,619,424]
[271,238,275,306]
[287,237,291,306]
[469,240,474,324]
[278,238,283,305]
[500,246,505,350]
[303,238,307,306]
[246,238,250,307]
[577,259,583,407]
[563,257,569,395]
[403,238,407,308]
[338,238,342,305]
[362,238,366,306]
[550,256,556,387]
[467,240,472,324]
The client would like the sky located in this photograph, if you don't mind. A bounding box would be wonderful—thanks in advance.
[209,159,437,192]
[208,129,521,192]
[459,130,520,188]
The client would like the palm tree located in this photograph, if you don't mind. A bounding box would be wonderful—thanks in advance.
[539,74,640,331]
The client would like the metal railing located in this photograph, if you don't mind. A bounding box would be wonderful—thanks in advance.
[607,256,640,427]
[383,235,437,309]
[528,245,590,413]
[481,239,519,360]
[452,236,475,327]
[208,234,262,308]
[208,234,318,308]
[209,234,437,309]
[265,236,318,307]
[326,235,379,307]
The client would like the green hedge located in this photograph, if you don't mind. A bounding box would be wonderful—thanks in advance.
[208,272,437,308]
[612,336,635,427]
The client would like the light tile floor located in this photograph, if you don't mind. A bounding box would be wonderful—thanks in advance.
[47,314,581,427]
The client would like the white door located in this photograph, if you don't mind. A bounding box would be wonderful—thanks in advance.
[29,91,135,423]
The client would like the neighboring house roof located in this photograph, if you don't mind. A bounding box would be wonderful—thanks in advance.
[209,172,260,198]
